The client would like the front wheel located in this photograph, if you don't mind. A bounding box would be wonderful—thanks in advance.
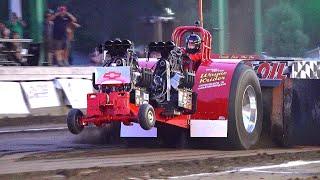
[138,104,156,130]
[228,63,263,150]
[67,109,84,134]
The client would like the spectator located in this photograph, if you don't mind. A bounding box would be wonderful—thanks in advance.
[90,47,104,65]
[6,12,26,38]
[52,6,77,66]
[0,23,5,49]
[0,22,5,38]
[10,32,27,65]
[66,20,80,65]
[44,9,54,65]
[0,22,10,39]
[0,24,11,50]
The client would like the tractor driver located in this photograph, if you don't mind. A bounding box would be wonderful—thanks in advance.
[183,33,202,71]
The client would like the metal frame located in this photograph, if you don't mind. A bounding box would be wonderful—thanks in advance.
[171,26,212,61]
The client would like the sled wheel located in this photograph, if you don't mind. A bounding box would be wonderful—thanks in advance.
[138,104,156,130]
[228,63,263,150]
[67,109,84,134]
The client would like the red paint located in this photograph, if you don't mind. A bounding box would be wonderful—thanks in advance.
[84,92,133,126]
[257,62,270,79]
[103,71,121,79]
[192,59,241,121]
[86,93,107,116]
[189,53,202,62]
[257,62,287,80]
[276,63,286,79]
[267,63,276,79]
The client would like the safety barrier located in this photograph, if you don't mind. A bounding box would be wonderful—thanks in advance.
[0,67,95,116]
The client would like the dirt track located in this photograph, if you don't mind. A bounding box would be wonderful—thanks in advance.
[0,126,320,179]
[1,145,320,179]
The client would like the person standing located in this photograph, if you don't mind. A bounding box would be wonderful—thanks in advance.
[43,9,54,65]
[66,20,80,65]
[52,6,77,66]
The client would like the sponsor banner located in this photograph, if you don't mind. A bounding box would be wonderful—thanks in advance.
[0,82,29,114]
[95,66,131,85]
[21,81,60,109]
[56,79,93,109]
[198,68,227,90]
[249,61,290,80]
[291,61,320,79]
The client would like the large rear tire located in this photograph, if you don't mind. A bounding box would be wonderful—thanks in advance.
[67,109,84,135]
[228,63,263,150]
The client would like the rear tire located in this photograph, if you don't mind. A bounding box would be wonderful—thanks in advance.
[228,63,263,150]
[138,104,156,130]
[67,109,84,135]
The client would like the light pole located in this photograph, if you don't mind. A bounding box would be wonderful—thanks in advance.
[198,0,203,27]
[211,0,228,54]
[254,0,263,54]
[28,0,45,43]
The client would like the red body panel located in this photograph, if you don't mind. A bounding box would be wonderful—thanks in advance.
[83,91,192,128]
[137,58,242,126]
[87,93,107,116]
[192,59,242,120]
[83,92,134,126]
[87,92,131,117]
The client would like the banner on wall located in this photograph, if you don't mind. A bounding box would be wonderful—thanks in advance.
[0,82,29,114]
[56,79,93,109]
[21,81,60,109]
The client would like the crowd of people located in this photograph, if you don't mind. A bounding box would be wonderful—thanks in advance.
[0,12,28,65]
[0,12,26,39]
[0,5,80,66]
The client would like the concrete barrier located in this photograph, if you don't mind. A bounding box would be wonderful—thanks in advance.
[0,66,95,119]
[0,66,95,81]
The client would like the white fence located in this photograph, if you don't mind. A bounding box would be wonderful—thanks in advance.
[0,67,95,115]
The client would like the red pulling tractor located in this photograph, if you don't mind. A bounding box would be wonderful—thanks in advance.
[67,23,320,150]
[66,24,263,150]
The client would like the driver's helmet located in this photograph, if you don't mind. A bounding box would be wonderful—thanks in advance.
[185,33,201,54]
